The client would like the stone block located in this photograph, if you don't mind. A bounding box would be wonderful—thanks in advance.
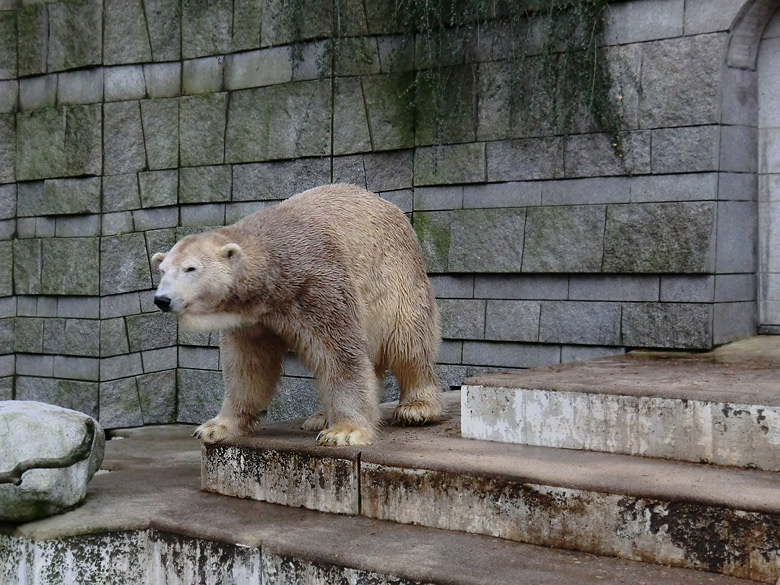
[224,47,293,90]
[145,0,181,61]
[35,217,55,238]
[0,80,17,113]
[262,376,319,423]
[0,113,12,183]
[105,66,148,102]
[379,189,412,213]
[714,302,757,345]
[225,81,331,163]
[16,296,37,317]
[100,233,152,295]
[760,128,780,174]
[0,317,13,354]
[53,355,99,381]
[18,177,101,216]
[651,126,720,174]
[561,345,625,363]
[179,346,220,370]
[542,177,630,206]
[569,275,660,302]
[0,366,11,384]
[14,317,44,353]
[183,57,224,95]
[463,182,541,209]
[685,0,743,34]
[47,0,102,72]
[412,211,452,273]
[722,66,757,128]
[104,102,146,175]
[232,158,330,201]
[720,126,758,173]
[179,166,231,203]
[144,63,182,98]
[16,108,63,181]
[333,156,367,189]
[126,311,177,352]
[100,352,143,381]
[474,275,569,300]
[450,208,526,273]
[0,219,12,239]
[0,11,14,80]
[132,207,178,231]
[177,368,223,424]
[44,318,100,357]
[603,202,716,273]
[14,378,99,419]
[603,0,683,45]
[377,35,414,73]
[57,297,100,319]
[182,0,232,58]
[19,75,57,111]
[17,5,47,76]
[141,347,177,372]
[100,378,143,428]
[0,241,8,295]
[226,201,268,224]
[462,341,561,369]
[622,302,713,349]
[55,215,100,237]
[139,170,178,208]
[103,174,142,212]
[36,297,57,317]
[639,33,724,128]
[261,0,331,46]
[333,78,371,155]
[716,201,757,273]
[140,98,179,170]
[715,274,756,303]
[0,296,15,318]
[437,340,463,365]
[104,0,152,65]
[364,151,414,192]
[415,66,477,146]
[361,73,415,151]
[64,104,102,177]
[40,238,99,296]
[486,138,564,182]
[137,369,176,423]
[429,275,474,299]
[414,187,463,211]
[522,205,606,272]
[564,132,651,178]
[720,172,756,201]
[539,301,621,346]
[100,317,130,357]
[437,299,485,340]
[629,173,718,203]
[232,0,262,50]
[16,354,55,378]
[485,300,541,342]
[334,37,380,76]
[180,204,225,226]
[414,144,486,186]
[145,228,177,271]
[180,93,228,166]
[58,68,103,105]
[100,292,141,319]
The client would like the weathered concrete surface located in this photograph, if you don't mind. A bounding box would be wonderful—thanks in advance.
[462,337,780,470]
[0,425,757,585]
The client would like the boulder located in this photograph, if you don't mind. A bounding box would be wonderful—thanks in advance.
[0,401,105,522]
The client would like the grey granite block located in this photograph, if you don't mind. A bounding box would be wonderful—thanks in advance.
[685,0,743,33]
[57,297,100,319]
[333,155,366,189]
[53,355,99,381]
[262,375,319,423]
[14,317,44,353]
[178,346,220,370]
[41,238,99,296]
[463,182,542,209]
[364,150,414,193]
[16,376,99,419]
[225,47,293,90]
[715,274,756,302]
[100,317,130,357]
[485,300,541,343]
[721,66,757,127]
[104,0,152,65]
[561,345,625,364]
[720,125,758,174]
[713,301,757,345]
[100,352,144,381]
[603,202,716,273]
[0,219,12,240]
[474,275,569,301]
[603,0,683,44]
[58,68,103,105]
[36,296,57,317]
[542,178,630,206]
[43,178,101,216]
[144,63,182,98]
[15,354,53,377]
[437,299,485,340]
[104,101,146,175]
[180,204,225,226]
[622,302,713,350]
[0,241,8,295]
[414,144,486,186]
[333,77,372,155]
[139,170,179,208]
[182,0,232,59]
[180,93,228,166]
[437,340,463,365]
[103,174,142,212]
[55,215,100,237]
[539,301,622,346]
[15,108,63,181]
[100,377,144,428]
[0,80,17,113]
[0,359,11,380]
[379,190,412,213]
[141,347,177,372]
[126,311,177,352]
[233,158,330,201]
[145,0,181,61]
[141,98,179,170]
[334,36,380,76]
[225,201,269,224]
[17,5,47,77]
[360,73,415,151]
[719,172,757,201]
[225,81,331,163]
[145,228,177,276]
[100,233,153,295]
[449,208,526,273]
[137,369,177,423]
[180,165,231,203]
[65,104,102,177]
[462,341,561,369]
[100,292,141,319]
[0,317,13,354]
[182,57,224,95]
[522,205,606,273]
[413,187,463,211]
[629,173,718,203]
[47,0,102,72]
[0,296,15,318]
[412,211,451,273]
[569,275,660,302]
[0,114,11,183]
[429,275,474,299]
[651,126,720,174]
[486,138,564,182]
[16,297,37,317]
[232,0,262,51]
[44,318,100,357]
[716,201,757,273]
[177,368,223,424]
[19,75,56,111]
[564,132,651,178]
[132,207,178,231]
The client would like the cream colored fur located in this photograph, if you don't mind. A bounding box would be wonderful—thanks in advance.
[152,184,444,446]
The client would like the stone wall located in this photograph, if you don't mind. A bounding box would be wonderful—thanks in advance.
[0,0,763,427]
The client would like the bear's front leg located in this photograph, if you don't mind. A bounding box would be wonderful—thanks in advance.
[194,325,285,444]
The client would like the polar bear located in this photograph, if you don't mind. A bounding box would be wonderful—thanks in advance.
[152,184,443,446]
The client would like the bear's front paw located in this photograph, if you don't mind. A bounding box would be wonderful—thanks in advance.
[193,416,241,443]
[392,398,444,426]
[301,411,328,432]
[316,422,374,446]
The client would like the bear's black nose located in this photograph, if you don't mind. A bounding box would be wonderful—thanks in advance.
[154,295,172,312]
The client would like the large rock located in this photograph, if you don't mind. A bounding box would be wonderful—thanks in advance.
[0,401,105,523]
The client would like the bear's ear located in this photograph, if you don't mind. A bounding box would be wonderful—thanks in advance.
[221,243,242,261]
[151,252,167,268]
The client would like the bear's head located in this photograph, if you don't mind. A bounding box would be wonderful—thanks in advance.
[152,234,245,331]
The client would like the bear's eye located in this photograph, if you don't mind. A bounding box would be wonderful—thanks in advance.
[184,266,196,273]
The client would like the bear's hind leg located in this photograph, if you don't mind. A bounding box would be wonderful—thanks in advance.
[391,360,444,426]
[194,325,285,443]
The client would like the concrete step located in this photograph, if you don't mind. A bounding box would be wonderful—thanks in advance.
[203,392,780,583]
[463,337,780,471]
[1,426,754,585]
